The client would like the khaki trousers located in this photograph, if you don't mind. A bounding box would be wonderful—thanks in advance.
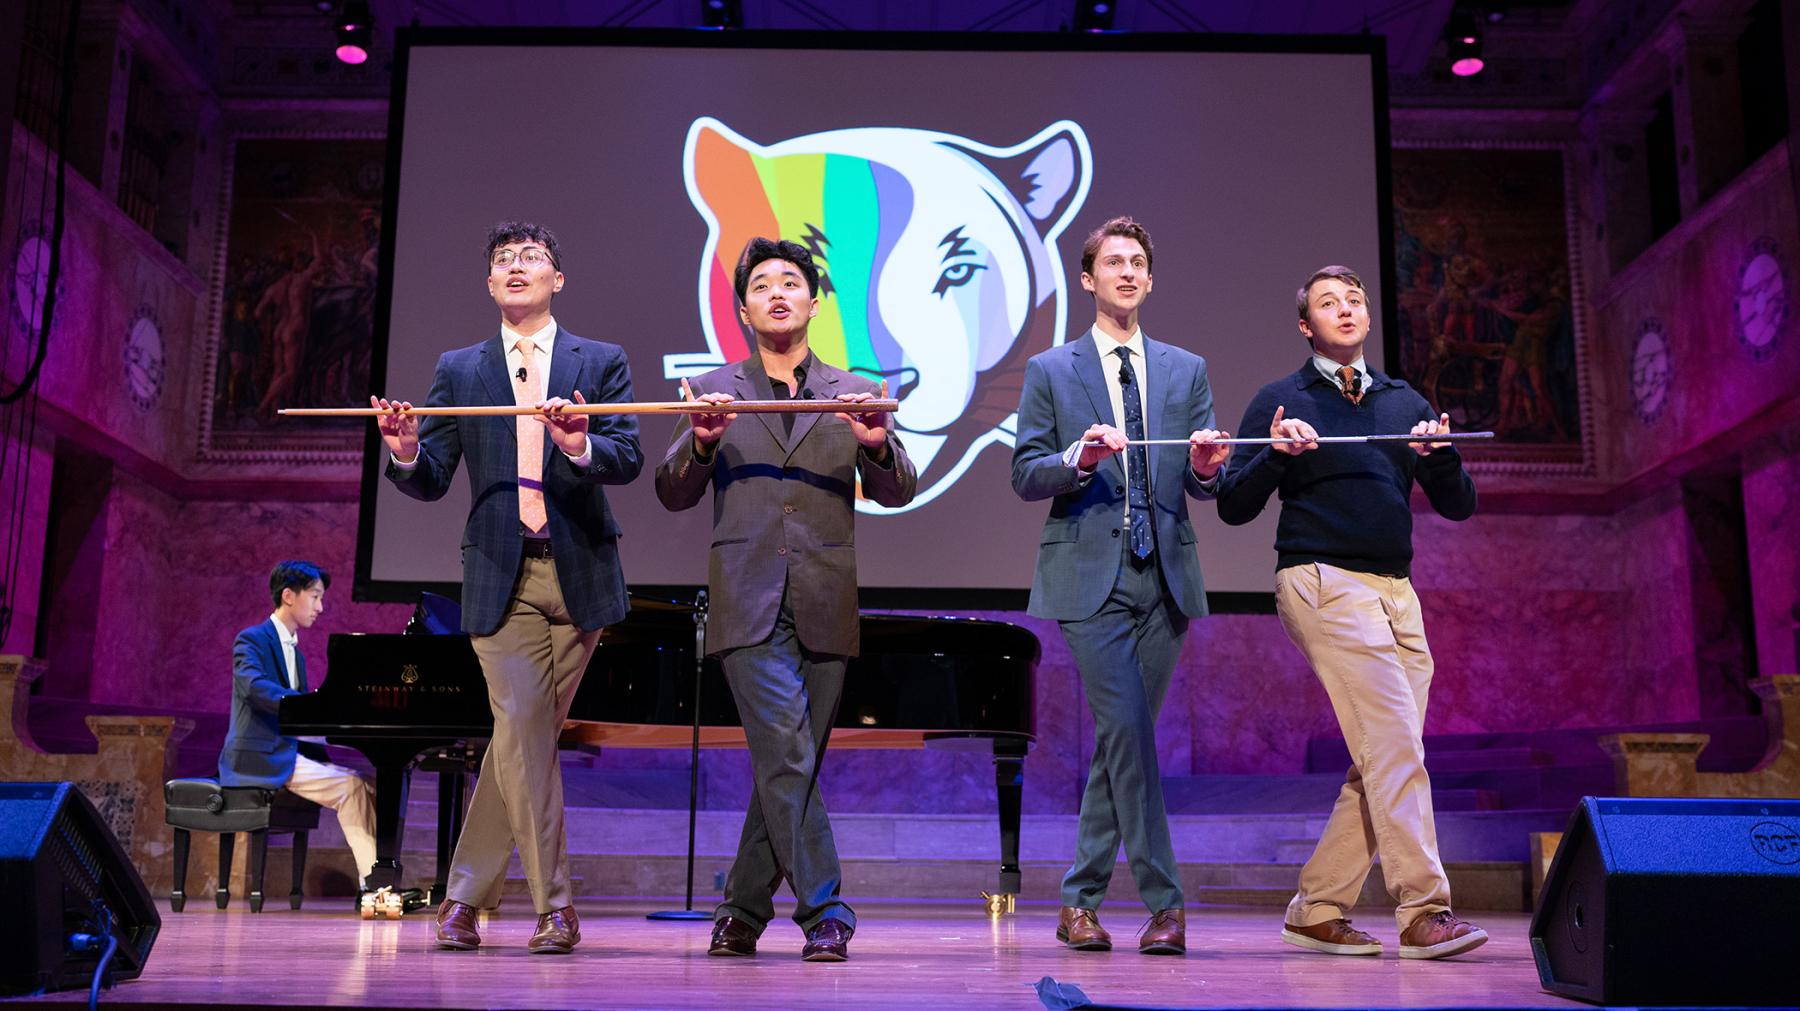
[446,556,600,914]
[1275,563,1451,933]
[285,753,377,883]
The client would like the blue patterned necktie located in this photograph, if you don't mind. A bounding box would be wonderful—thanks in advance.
[1113,347,1153,561]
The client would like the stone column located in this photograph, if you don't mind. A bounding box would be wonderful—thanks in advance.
[1654,14,1748,214]
[1599,732,1707,796]
[1787,0,1800,222]
[0,654,48,763]
[1578,106,1657,276]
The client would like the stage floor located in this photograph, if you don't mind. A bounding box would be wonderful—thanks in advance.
[20,901,1579,1010]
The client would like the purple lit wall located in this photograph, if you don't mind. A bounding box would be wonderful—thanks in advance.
[1,44,1795,815]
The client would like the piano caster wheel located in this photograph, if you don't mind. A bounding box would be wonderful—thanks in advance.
[359,887,405,920]
[981,891,1016,917]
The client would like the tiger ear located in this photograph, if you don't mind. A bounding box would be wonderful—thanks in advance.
[944,122,1091,239]
[686,117,762,215]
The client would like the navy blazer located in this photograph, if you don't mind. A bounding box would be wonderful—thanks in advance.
[386,328,644,635]
[218,619,316,788]
[1011,330,1217,622]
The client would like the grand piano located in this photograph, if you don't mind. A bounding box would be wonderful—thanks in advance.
[279,594,1038,905]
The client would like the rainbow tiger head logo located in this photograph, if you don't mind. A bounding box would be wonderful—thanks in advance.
[667,117,1092,512]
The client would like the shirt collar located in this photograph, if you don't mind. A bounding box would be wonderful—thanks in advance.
[1311,353,1368,388]
[1091,326,1146,361]
[502,316,558,356]
[268,615,298,647]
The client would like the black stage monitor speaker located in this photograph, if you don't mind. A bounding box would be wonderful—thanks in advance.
[0,781,160,996]
[1530,796,1800,1006]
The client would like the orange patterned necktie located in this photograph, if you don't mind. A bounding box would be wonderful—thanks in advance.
[1337,365,1364,406]
[514,338,547,532]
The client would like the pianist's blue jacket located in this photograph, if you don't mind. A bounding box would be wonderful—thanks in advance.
[218,618,322,788]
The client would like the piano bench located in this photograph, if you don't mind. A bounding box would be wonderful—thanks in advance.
[164,778,321,914]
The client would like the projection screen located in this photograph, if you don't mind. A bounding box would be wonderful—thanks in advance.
[355,29,1392,607]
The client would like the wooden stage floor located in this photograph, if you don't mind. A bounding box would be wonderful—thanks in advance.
[18,901,1581,1010]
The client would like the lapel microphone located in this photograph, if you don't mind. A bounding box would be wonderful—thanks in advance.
[515,366,528,383]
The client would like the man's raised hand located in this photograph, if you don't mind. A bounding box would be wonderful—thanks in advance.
[1270,406,1319,456]
[370,395,418,461]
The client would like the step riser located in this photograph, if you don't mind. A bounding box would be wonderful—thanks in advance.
[357,808,1560,863]
[199,851,1532,913]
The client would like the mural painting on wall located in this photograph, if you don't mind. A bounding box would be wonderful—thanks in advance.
[1390,147,1586,467]
[202,137,385,459]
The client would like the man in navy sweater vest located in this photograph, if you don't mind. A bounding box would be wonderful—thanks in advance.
[1217,265,1487,960]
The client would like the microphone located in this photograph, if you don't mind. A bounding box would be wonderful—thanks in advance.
[515,367,528,383]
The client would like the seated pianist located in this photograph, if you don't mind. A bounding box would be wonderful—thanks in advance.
[219,560,378,898]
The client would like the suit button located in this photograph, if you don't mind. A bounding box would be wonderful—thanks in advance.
[783,505,795,514]
[777,546,788,555]
[1111,529,1120,538]
[1114,485,1125,494]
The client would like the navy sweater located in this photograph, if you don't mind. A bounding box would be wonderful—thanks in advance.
[1216,360,1477,577]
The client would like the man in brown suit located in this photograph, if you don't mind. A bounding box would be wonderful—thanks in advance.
[656,237,916,962]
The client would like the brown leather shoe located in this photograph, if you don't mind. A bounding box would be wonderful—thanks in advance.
[1056,906,1112,951]
[1398,910,1488,960]
[527,905,581,955]
[801,918,853,962]
[434,900,480,950]
[709,916,759,957]
[1282,917,1382,956]
[1138,908,1186,955]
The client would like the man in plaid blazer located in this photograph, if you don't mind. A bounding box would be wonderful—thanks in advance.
[374,221,642,955]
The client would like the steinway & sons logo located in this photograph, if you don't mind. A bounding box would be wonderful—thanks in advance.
[356,663,463,710]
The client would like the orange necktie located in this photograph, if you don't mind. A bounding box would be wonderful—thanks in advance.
[514,338,547,532]
[1337,365,1364,406]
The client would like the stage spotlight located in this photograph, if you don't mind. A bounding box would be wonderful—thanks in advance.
[701,0,743,29]
[1445,9,1484,77]
[335,0,372,65]
[1072,0,1115,33]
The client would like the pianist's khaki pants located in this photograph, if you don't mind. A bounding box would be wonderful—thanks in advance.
[448,555,600,914]
[285,753,377,884]
[1275,563,1452,935]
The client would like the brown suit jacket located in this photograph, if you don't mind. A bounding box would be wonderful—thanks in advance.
[655,352,917,657]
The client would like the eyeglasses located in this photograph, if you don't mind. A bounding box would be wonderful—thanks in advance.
[491,246,554,268]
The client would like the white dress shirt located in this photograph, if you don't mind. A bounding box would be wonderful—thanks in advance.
[503,316,559,403]
[269,615,300,690]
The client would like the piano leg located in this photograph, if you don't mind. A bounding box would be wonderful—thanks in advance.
[357,742,418,891]
[432,761,467,906]
[990,738,1028,914]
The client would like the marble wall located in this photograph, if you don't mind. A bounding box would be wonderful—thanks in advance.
[1744,432,1800,678]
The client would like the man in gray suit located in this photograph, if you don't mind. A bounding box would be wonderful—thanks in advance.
[374,221,642,955]
[1012,216,1230,956]
[656,237,916,962]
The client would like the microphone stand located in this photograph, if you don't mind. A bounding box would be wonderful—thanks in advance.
[647,589,711,921]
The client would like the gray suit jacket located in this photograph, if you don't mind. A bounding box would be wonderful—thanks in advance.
[1011,329,1217,622]
[655,353,917,657]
